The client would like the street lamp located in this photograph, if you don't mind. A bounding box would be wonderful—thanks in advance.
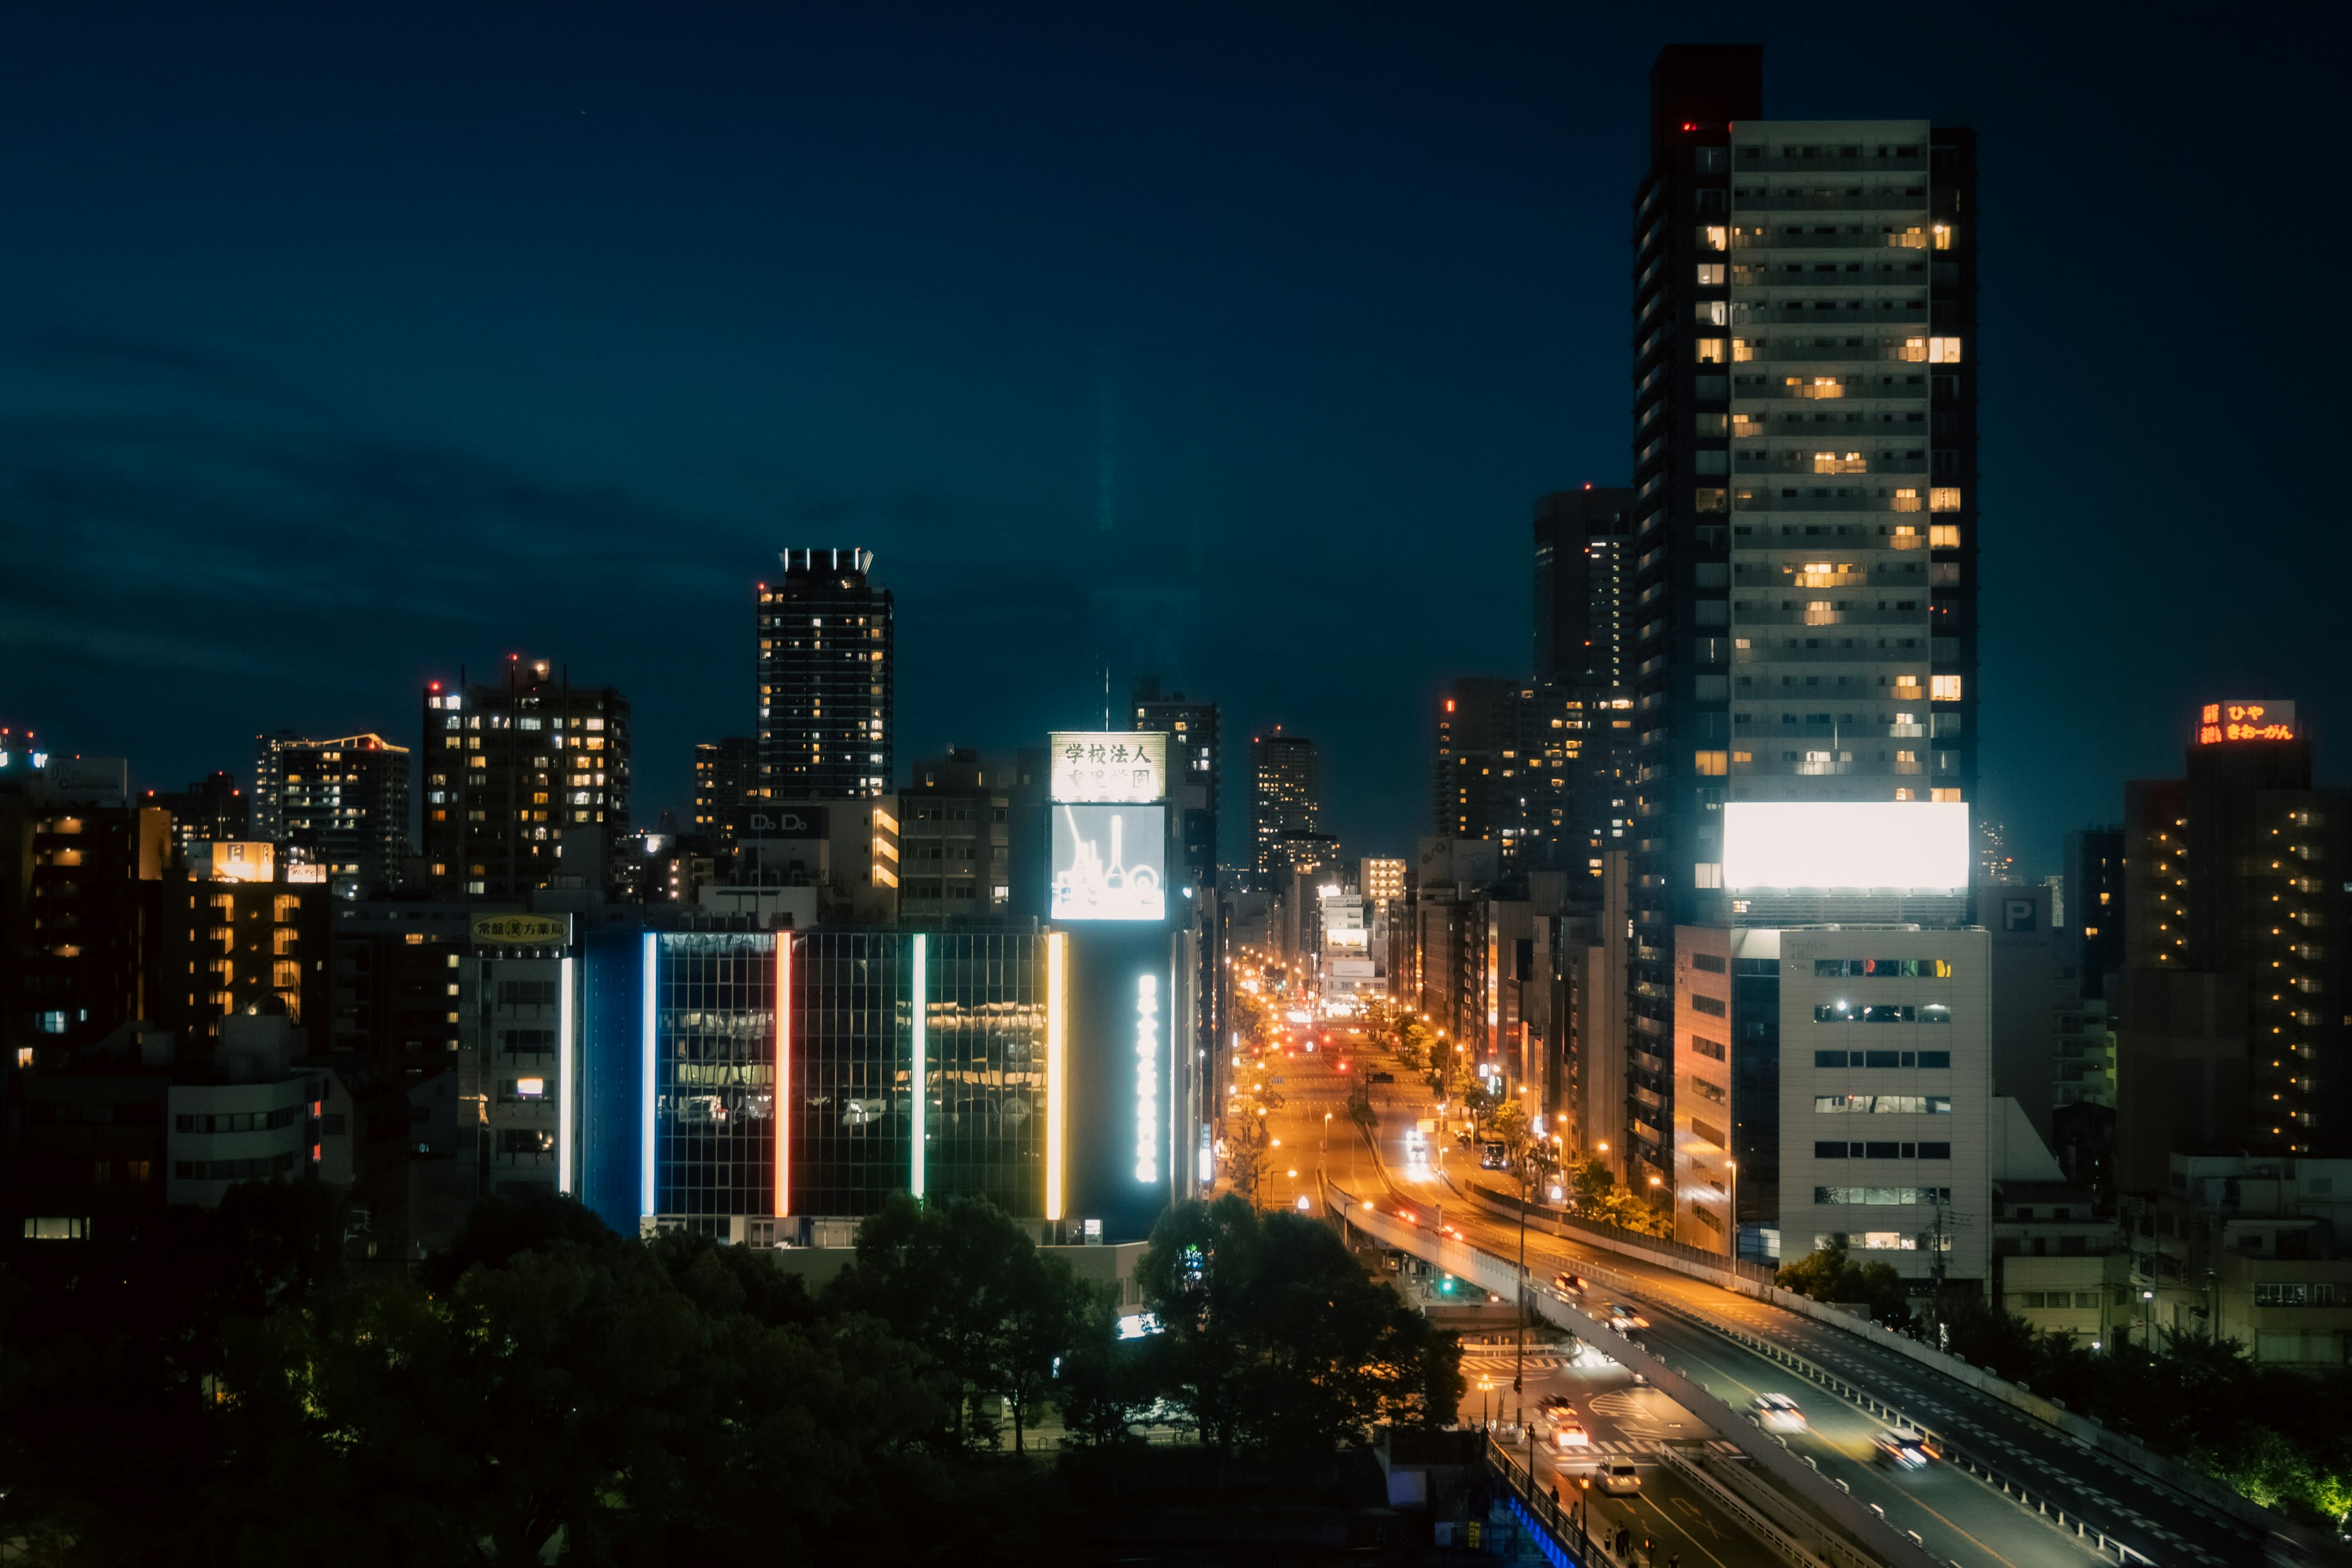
[1725,1158,1739,1261]
[1322,1110,1332,1152]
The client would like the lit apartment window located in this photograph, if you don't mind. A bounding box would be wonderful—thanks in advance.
[1696,339,1725,364]
[1929,524,1960,548]
[1698,225,1727,252]
[1931,676,1962,701]
[1928,336,1962,363]
[1929,488,1962,513]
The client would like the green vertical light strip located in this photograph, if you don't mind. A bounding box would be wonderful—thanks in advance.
[910,933,927,1199]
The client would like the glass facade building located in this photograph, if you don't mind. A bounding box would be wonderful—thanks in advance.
[574,926,1131,1238]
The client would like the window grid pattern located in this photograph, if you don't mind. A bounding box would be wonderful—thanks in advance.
[652,934,778,1231]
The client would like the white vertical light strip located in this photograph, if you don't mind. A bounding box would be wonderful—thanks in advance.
[1045,932,1066,1221]
[640,933,657,1219]
[557,954,575,1196]
[910,933,927,1199]
[1167,951,1180,1200]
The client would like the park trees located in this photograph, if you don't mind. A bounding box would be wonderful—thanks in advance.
[1134,1196,1462,1457]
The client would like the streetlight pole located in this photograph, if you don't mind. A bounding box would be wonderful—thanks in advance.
[1726,1158,1739,1262]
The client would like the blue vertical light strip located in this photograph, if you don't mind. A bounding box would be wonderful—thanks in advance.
[640,933,657,1220]
[910,933,928,1199]
[557,954,575,1195]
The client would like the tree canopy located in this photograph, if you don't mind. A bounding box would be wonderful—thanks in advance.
[1133,1196,1461,1455]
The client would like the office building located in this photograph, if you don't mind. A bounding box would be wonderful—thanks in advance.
[2116,701,2351,1188]
[1432,677,1519,847]
[756,549,892,802]
[1623,45,1979,1188]
[252,732,412,898]
[567,924,1200,1242]
[693,736,761,852]
[897,748,1013,922]
[1774,927,1992,1289]
[143,772,249,861]
[420,660,630,900]
[1250,732,1322,882]
[1131,678,1219,890]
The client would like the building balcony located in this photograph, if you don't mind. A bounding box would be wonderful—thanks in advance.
[1732,190,1928,214]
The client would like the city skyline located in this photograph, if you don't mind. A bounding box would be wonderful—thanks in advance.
[1,8,2345,878]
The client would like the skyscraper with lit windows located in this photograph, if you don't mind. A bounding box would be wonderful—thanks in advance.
[1624,43,1979,1186]
[756,549,894,802]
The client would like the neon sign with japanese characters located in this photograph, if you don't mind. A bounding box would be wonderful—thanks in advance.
[2196,701,2296,746]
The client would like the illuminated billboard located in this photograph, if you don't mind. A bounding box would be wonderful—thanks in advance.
[203,841,276,883]
[1050,731,1168,804]
[2196,701,2296,745]
[1052,805,1166,922]
[1722,802,1968,892]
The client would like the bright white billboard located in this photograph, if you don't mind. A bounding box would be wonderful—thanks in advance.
[1051,805,1166,922]
[1722,802,1969,892]
[1050,731,1168,804]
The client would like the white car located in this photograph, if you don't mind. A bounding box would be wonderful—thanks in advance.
[1752,1393,1807,1433]
[1599,1461,1642,1496]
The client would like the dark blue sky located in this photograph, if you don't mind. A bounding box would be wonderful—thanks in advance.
[2,4,2344,877]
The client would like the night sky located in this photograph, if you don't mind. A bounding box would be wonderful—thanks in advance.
[3,5,2345,878]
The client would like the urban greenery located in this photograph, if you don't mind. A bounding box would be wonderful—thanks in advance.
[1124,1195,1463,1455]
[1779,1243,2352,1526]
[0,1186,1463,1563]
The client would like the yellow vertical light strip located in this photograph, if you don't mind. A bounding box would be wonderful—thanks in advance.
[1046,931,1066,1221]
[774,933,791,1219]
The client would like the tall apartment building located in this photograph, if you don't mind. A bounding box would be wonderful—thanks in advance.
[1131,678,1220,889]
[2116,702,2351,1188]
[756,549,893,802]
[693,736,760,851]
[1432,678,1520,845]
[1250,732,1322,882]
[252,732,412,897]
[1533,486,1637,688]
[0,774,169,1057]
[1360,857,1406,908]
[1623,45,1979,1185]
[419,660,630,900]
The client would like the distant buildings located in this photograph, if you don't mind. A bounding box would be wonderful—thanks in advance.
[756,549,893,802]
[1250,731,1324,882]
[420,660,630,900]
[143,771,248,861]
[693,736,760,851]
[253,731,411,897]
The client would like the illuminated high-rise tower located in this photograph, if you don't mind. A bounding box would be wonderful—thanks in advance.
[756,549,894,801]
[1624,43,1980,1185]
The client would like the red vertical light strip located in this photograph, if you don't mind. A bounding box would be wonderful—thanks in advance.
[774,933,793,1219]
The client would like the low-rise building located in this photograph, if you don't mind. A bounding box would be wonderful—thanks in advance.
[2131,1153,2352,1365]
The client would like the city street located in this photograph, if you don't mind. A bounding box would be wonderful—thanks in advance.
[1237,1014,2201,1568]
